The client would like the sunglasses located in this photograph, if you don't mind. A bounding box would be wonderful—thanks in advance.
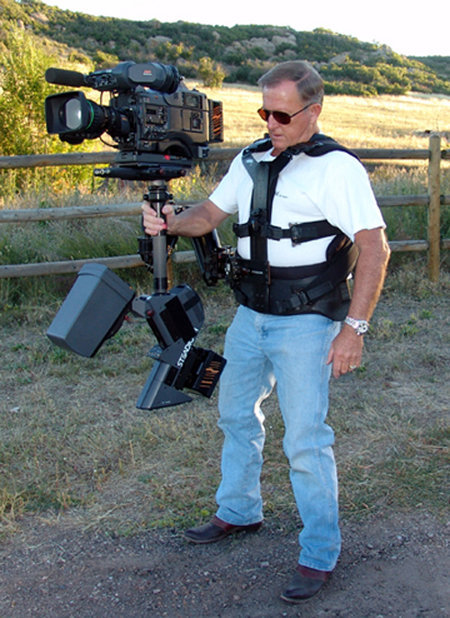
[257,103,313,125]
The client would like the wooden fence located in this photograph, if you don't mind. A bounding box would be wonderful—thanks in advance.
[0,134,448,281]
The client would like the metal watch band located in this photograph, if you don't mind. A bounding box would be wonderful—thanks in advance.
[344,316,369,335]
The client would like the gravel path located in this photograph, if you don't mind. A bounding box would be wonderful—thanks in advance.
[0,511,448,617]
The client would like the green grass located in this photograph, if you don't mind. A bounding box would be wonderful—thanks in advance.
[338,422,448,516]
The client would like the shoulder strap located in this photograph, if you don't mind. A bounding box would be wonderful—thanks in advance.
[241,143,293,261]
[287,133,360,161]
[242,133,360,161]
[242,136,273,156]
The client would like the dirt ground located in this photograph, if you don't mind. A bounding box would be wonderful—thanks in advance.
[0,508,448,617]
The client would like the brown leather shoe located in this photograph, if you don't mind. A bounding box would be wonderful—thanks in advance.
[280,565,331,603]
[184,515,262,544]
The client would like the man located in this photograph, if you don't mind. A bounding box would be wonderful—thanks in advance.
[142,60,390,603]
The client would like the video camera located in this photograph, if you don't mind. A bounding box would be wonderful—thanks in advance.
[45,61,228,410]
[44,60,223,180]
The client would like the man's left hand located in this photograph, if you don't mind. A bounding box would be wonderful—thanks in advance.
[326,327,364,378]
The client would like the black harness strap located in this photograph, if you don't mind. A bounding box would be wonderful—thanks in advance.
[234,219,342,243]
[243,149,294,260]
[288,135,360,160]
[249,162,270,262]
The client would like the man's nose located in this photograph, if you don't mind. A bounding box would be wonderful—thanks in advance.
[266,113,280,128]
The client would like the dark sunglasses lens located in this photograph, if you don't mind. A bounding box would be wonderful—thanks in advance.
[272,111,291,124]
[257,108,268,121]
[258,108,291,124]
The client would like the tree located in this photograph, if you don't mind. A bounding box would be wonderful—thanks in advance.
[198,57,225,88]
[0,24,57,156]
[0,24,95,196]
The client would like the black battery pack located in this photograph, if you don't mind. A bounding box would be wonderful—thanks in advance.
[46,263,135,357]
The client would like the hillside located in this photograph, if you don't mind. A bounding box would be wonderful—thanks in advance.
[0,0,449,95]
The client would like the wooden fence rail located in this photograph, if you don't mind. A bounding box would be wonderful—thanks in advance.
[0,135,448,281]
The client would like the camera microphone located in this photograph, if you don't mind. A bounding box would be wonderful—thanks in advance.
[45,68,86,88]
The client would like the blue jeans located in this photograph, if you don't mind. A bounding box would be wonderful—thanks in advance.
[216,305,341,571]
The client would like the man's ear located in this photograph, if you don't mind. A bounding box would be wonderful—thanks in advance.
[310,102,322,121]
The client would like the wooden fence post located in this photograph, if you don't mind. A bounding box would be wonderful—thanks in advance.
[428,133,441,282]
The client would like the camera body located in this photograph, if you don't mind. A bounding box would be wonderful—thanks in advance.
[45,61,223,176]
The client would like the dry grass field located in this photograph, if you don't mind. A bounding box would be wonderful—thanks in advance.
[202,84,450,149]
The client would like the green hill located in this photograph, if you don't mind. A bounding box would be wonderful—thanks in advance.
[1,0,449,95]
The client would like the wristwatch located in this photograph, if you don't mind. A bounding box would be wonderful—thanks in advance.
[344,316,369,336]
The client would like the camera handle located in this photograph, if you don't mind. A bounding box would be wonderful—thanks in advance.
[141,180,173,294]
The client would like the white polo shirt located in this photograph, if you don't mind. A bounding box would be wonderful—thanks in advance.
[210,147,386,267]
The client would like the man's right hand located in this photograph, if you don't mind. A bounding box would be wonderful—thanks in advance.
[141,199,228,239]
[141,202,175,236]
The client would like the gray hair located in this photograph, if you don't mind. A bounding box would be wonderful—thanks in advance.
[258,61,324,105]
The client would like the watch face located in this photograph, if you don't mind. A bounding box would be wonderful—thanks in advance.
[345,317,369,334]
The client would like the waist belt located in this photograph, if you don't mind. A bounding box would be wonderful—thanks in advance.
[228,238,358,320]
[231,259,351,320]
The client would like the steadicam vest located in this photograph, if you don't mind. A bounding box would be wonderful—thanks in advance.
[229,134,360,320]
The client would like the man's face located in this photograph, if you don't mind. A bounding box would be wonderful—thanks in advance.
[261,79,321,155]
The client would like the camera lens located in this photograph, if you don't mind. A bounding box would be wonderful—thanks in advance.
[64,98,83,130]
